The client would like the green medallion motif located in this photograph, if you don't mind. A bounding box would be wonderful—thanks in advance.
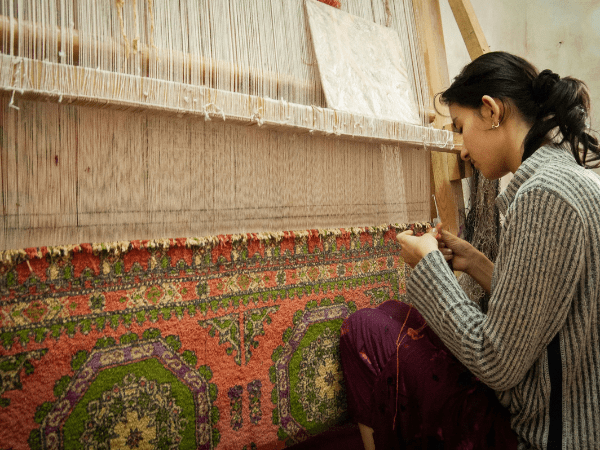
[64,359,196,449]
[271,300,354,444]
[80,372,188,449]
[295,326,345,423]
[289,319,347,432]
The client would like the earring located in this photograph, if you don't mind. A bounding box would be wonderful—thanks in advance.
[491,121,500,129]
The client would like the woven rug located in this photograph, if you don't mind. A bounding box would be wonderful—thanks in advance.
[0,224,425,449]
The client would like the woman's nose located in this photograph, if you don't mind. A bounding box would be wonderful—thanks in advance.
[460,148,470,162]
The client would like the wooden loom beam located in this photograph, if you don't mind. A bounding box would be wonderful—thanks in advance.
[447,0,490,60]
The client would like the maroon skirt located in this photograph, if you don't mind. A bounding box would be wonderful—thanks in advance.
[339,300,518,449]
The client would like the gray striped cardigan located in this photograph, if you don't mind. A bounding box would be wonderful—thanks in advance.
[407,145,600,449]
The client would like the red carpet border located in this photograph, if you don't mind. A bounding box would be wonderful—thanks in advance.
[0,223,428,449]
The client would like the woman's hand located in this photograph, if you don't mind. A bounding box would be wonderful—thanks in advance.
[398,224,494,292]
[396,228,439,268]
[435,225,476,273]
[397,224,478,272]
[436,224,494,293]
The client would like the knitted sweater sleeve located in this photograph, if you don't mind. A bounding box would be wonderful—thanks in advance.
[407,187,584,391]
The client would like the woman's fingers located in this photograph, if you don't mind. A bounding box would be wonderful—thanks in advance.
[440,247,453,260]
[439,229,464,252]
[433,225,455,261]
[396,229,414,245]
[435,222,444,236]
[442,228,463,244]
[395,229,440,268]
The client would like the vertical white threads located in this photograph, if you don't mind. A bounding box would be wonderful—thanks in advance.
[384,0,393,27]
[0,94,7,251]
[132,0,139,53]
[0,97,429,250]
[4,0,14,56]
[146,0,155,50]
[0,0,434,250]
[250,2,262,98]
[6,94,18,247]
[344,140,354,227]
[115,0,131,59]
[15,0,21,61]
[189,117,204,235]
[232,123,243,232]
[260,128,270,232]
[148,113,159,238]
[1,0,431,128]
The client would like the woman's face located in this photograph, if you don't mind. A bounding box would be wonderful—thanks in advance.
[449,102,512,180]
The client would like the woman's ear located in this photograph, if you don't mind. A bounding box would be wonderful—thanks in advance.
[481,95,502,124]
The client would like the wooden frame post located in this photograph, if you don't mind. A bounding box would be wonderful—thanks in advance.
[447,0,490,59]
[414,0,490,237]
[413,0,460,235]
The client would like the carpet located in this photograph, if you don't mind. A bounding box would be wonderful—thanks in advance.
[0,224,424,449]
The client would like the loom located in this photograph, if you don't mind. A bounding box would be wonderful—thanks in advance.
[0,0,472,253]
[0,1,496,448]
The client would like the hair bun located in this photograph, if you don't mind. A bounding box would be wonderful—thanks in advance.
[532,69,561,104]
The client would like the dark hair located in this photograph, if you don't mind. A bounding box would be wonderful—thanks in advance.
[439,51,599,167]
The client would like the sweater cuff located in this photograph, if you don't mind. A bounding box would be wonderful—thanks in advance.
[407,250,458,312]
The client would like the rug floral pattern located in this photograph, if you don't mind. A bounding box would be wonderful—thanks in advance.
[0,225,423,449]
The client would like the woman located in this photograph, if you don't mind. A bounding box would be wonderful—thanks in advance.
[340,51,600,449]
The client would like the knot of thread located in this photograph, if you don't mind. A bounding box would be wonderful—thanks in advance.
[251,107,264,126]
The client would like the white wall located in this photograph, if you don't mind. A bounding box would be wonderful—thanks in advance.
[440,0,600,184]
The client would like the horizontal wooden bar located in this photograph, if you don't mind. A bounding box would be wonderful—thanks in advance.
[1,51,460,152]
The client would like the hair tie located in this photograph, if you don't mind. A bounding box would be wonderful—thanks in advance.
[532,69,561,105]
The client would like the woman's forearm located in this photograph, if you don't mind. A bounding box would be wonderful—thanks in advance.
[466,250,494,294]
